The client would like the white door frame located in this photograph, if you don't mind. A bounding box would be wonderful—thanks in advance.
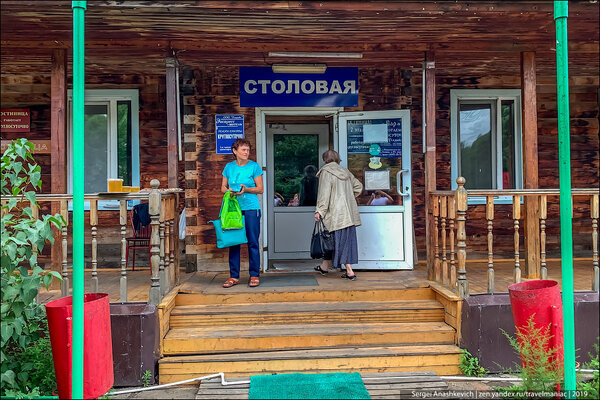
[255,107,343,271]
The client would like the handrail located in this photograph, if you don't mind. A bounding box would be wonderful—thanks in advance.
[2,189,183,202]
[429,180,599,297]
[431,188,596,196]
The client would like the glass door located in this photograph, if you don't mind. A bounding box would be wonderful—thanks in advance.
[266,123,329,262]
[338,110,413,269]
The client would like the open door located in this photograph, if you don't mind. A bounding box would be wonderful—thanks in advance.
[338,110,414,269]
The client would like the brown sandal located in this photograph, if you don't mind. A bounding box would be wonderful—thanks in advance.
[249,277,260,287]
[222,278,239,288]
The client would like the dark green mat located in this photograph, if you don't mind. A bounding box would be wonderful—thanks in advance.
[249,372,371,400]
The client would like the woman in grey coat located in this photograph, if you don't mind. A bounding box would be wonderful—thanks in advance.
[314,149,363,280]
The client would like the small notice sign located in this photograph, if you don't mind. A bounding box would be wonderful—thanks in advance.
[216,114,244,154]
[1,140,51,154]
[1,109,30,132]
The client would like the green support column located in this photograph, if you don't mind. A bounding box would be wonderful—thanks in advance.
[554,1,576,397]
[71,1,86,398]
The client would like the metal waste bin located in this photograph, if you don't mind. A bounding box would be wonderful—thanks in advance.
[110,302,159,387]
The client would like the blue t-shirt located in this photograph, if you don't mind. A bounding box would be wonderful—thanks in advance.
[222,160,263,210]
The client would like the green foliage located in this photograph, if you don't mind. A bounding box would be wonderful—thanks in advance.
[142,369,152,387]
[576,341,599,399]
[494,316,564,398]
[459,349,489,377]
[1,139,64,397]
[273,134,319,202]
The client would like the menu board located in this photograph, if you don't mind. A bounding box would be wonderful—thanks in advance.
[347,118,402,158]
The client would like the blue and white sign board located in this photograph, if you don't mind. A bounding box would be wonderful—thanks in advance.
[216,114,244,154]
[347,118,402,158]
[240,67,358,107]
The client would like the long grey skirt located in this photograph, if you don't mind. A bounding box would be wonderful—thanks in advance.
[332,225,359,267]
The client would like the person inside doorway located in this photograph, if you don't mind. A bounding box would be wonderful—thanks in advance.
[299,164,319,206]
[313,149,363,280]
[274,192,285,207]
[287,193,300,207]
[367,190,393,206]
[220,139,264,288]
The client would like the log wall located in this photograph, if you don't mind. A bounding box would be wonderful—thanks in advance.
[182,65,599,266]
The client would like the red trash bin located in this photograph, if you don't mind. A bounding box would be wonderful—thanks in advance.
[508,280,564,365]
[45,293,114,399]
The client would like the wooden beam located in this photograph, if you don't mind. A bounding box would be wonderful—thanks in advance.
[521,51,541,279]
[50,48,67,290]
[424,51,437,280]
[166,57,179,189]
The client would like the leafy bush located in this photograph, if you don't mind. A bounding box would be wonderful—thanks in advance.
[577,341,599,399]
[1,139,64,397]
[495,316,563,398]
[459,349,489,377]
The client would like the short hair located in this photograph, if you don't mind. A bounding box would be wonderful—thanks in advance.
[322,149,341,164]
[304,165,317,175]
[231,138,251,153]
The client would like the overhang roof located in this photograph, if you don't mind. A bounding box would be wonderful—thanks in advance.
[1,1,598,76]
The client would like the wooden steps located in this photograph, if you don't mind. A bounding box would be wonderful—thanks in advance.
[170,300,444,327]
[160,344,462,382]
[175,287,434,305]
[159,286,463,383]
[164,321,455,355]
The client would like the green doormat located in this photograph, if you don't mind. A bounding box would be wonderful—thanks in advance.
[249,372,371,400]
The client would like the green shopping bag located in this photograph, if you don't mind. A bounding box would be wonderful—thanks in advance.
[220,192,244,230]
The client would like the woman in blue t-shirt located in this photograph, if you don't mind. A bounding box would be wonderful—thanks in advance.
[220,139,264,288]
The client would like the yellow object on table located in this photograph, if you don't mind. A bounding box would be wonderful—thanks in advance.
[107,178,123,192]
[122,186,131,192]
[129,186,140,193]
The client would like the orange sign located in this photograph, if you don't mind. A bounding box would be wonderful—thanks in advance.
[1,109,30,132]
[1,140,51,154]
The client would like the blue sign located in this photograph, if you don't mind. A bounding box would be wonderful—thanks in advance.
[347,118,402,158]
[216,114,244,154]
[240,67,358,107]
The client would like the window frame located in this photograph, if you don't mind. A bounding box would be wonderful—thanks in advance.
[450,89,523,204]
[67,89,140,209]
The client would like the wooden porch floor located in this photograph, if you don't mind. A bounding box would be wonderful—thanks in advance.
[37,258,595,305]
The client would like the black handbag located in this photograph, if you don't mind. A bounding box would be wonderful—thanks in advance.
[310,220,334,259]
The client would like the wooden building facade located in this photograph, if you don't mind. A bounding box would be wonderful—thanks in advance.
[1,0,599,282]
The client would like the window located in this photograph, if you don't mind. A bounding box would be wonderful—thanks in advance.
[67,90,140,195]
[451,89,522,196]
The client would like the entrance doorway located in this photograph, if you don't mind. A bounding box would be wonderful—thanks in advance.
[257,108,413,272]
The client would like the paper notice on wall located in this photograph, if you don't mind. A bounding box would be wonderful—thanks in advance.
[363,123,388,143]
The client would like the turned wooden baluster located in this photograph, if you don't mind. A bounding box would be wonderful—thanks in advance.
[30,200,39,254]
[448,196,457,289]
[486,195,495,294]
[148,180,162,305]
[441,196,448,286]
[433,195,441,283]
[60,200,69,297]
[456,177,469,297]
[90,199,99,292]
[159,197,166,296]
[513,195,521,283]
[539,195,548,280]
[119,199,128,302]
[592,194,599,292]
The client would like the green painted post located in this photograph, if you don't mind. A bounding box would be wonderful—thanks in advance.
[71,1,86,398]
[554,1,576,397]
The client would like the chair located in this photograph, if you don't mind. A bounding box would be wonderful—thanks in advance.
[125,204,151,271]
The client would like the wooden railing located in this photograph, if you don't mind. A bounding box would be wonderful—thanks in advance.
[2,179,182,305]
[430,178,599,297]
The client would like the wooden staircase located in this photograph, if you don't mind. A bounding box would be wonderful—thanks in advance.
[158,286,463,384]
